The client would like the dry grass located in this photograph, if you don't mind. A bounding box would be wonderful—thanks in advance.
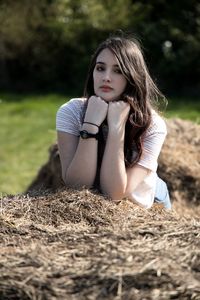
[158,118,200,206]
[1,118,200,299]
[0,188,200,300]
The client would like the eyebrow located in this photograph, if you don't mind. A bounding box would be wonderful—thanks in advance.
[96,61,120,67]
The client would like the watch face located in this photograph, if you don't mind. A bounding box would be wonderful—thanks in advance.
[80,130,98,140]
[81,130,88,139]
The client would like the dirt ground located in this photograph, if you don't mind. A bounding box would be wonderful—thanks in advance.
[0,118,200,300]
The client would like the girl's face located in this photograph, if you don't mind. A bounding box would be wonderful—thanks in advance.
[93,48,127,102]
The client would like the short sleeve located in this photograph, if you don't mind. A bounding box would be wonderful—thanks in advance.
[137,112,167,172]
[56,98,87,136]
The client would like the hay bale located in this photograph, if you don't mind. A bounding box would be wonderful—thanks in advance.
[158,118,200,205]
[1,189,200,299]
[26,144,64,193]
[27,119,200,205]
[2,119,200,300]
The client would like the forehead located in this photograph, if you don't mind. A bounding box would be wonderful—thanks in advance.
[96,48,118,65]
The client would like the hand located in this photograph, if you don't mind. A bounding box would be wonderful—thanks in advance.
[84,96,108,126]
[107,101,130,131]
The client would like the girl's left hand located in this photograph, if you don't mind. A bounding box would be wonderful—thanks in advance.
[107,101,130,131]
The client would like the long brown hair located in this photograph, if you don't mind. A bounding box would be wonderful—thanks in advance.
[84,35,165,168]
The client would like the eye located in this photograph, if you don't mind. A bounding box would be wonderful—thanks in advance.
[114,68,122,74]
[96,65,104,71]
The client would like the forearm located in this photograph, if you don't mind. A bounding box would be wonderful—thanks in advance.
[100,128,127,199]
[65,124,98,187]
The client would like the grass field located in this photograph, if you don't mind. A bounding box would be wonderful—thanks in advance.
[0,93,199,195]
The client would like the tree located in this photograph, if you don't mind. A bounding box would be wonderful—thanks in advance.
[0,0,199,95]
[129,0,200,95]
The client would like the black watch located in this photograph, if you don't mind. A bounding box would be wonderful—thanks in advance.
[79,130,99,140]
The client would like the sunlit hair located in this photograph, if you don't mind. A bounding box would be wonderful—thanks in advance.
[84,35,165,168]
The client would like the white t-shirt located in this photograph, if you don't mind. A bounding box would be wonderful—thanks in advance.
[56,98,167,208]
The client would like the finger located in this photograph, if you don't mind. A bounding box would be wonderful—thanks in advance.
[98,97,108,105]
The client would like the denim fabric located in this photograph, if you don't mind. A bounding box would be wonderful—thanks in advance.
[154,176,172,209]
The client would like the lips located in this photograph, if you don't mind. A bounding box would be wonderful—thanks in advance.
[100,85,113,92]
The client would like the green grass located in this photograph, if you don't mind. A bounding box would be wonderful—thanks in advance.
[0,93,68,195]
[0,93,199,195]
[164,97,200,123]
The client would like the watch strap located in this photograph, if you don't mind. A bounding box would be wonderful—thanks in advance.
[79,130,99,140]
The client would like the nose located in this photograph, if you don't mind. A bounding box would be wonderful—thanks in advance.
[103,70,111,82]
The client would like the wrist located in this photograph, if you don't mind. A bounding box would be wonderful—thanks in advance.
[108,122,126,134]
[83,121,99,128]
[108,128,125,143]
[81,123,99,134]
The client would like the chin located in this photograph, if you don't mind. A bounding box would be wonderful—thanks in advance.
[95,90,120,102]
[98,94,117,102]
[102,97,115,102]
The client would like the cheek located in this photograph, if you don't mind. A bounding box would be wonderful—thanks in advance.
[119,78,127,92]
[93,73,99,93]
[93,71,99,85]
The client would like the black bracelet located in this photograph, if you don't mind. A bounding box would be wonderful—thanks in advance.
[83,121,99,128]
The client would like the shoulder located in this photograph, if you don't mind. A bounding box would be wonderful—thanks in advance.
[57,98,87,114]
[146,110,167,135]
[138,110,167,172]
[56,98,87,135]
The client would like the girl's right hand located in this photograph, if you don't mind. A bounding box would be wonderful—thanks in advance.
[84,96,108,126]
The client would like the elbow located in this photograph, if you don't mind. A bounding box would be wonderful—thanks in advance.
[104,188,126,201]
[62,175,68,186]
[100,181,126,201]
[63,174,93,189]
[110,192,124,201]
[62,175,72,188]
[62,171,68,186]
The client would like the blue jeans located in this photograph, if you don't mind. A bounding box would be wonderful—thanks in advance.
[154,176,172,209]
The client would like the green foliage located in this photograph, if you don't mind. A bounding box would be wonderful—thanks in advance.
[0,0,51,58]
[0,0,200,94]
[134,0,200,94]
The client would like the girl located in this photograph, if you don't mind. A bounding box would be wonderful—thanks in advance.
[56,36,171,209]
